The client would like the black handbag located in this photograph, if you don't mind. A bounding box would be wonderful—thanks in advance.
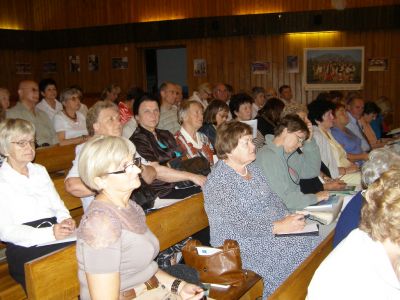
[130,178,157,210]
[168,156,211,176]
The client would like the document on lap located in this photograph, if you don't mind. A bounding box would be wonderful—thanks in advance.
[36,231,77,247]
[275,223,319,236]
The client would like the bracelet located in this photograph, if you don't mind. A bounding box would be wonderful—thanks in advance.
[171,279,183,295]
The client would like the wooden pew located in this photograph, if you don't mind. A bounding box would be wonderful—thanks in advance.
[52,177,83,224]
[34,144,76,177]
[268,231,334,300]
[23,194,264,300]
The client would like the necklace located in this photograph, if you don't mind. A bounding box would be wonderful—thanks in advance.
[63,110,77,122]
[236,166,248,177]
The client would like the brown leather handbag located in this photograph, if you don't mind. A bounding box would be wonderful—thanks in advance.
[182,239,245,286]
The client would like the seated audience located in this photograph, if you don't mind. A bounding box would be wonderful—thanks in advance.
[308,99,361,186]
[333,146,400,247]
[65,101,156,211]
[307,168,400,299]
[359,101,391,148]
[175,100,214,165]
[157,82,180,134]
[189,82,212,109]
[0,119,75,289]
[256,115,328,210]
[265,87,278,100]
[278,84,294,105]
[212,83,229,103]
[251,86,266,119]
[0,106,4,166]
[100,83,121,104]
[7,80,58,146]
[53,87,88,145]
[330,103,369,164]
[256,97,285,136]
[36,78,62,121]
[174,83,183,108]
[204,121,321,298]
[121,87,145,138]
[0,87,10,111]
[230,92,265,150]
[199,99,229,147]
[76,135,204,300]
[130,96,206,198]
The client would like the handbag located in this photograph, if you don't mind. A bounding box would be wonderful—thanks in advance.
[168,156,211,176]
[182,239,245,286]
[130,179,157,210]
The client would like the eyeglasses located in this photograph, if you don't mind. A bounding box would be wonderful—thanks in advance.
[11,140,36,148]
[294,133,305,146]
[106,157,141,175]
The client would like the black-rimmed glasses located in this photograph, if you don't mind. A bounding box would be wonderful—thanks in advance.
[106,157,141,175]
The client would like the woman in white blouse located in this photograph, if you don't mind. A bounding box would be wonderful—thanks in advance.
[175,100,214,165]
[53,87,88,145]
[0,119,75,289]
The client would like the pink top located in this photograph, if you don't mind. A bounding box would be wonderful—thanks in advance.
[118,101,133,125]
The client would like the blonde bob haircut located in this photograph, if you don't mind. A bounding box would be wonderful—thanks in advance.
[215,120,252,160]
[78,135,136,192]
[177,100,203,125]
[360,168,400,244]
[0,119,35,156]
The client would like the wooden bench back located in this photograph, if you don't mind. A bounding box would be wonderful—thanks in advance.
[34,144,76,176]
[24,194,208,300]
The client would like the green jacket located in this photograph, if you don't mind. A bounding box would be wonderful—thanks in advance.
[255,135,321,210]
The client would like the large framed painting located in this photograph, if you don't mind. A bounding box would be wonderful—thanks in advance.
[303,47,364,90]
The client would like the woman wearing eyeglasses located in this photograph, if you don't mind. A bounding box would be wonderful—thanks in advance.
[204,121,321,298]
[76,135,204,300]
[0,118,76,290]
[256,115,329,211]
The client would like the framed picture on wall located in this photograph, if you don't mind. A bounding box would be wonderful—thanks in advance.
[287,55,299,73]
[16,63,32,74]
[69,56,81,73]
[88,54,99,71]
[193,59,207,76]
[303,47,364,90]
[251,61,270,75]
[112,57,128,69]
[43,61,57,73]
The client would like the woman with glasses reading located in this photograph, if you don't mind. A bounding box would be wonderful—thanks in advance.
[0,118,75,290]
[256,115,329,211]
[76,135,204,300]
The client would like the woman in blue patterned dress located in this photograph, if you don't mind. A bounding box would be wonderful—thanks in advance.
[203,121,321,297]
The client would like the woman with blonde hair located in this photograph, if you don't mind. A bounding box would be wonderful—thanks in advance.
[76,135,204,300]
[308,168,400,299]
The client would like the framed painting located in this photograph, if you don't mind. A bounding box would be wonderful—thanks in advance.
[303,47,364,90]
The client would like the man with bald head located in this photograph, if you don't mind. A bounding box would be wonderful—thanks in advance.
[7,80,58,146]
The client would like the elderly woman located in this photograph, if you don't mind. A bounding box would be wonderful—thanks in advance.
[0,119,75,289]
[308,99,361,186]
[204,121,321,297]
[256,97,285,136]
[53,87,88,145]
[0,87,10,111]
[307,168,400,299]
[36,78,62,121]
[131,96,206,199]
[229,92,265,150]
[175,100,214,165]
[251,86,267,119]
[256,115,329,210]
[199,99,229,147]
[333,145,400,247]
[76,135,204,300]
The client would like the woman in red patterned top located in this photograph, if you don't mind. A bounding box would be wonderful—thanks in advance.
[175,100,215,165]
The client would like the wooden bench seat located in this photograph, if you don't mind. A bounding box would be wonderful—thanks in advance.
[34,144,77,177]
[0,262,26,300]
[22,194,264,300]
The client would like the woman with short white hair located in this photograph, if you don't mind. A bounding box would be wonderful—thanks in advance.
[175,100,214,165]
[0,118,75,290]
[76,135,204,300]
[53,87,88,145]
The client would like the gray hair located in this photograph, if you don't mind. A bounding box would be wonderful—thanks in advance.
[60,87,82,104]
[0,119,35,156]
[361,146,400,187]
[251,87,265,99]
[78,135,136,192]
[86,101,119,136]
[177,100,203,125]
